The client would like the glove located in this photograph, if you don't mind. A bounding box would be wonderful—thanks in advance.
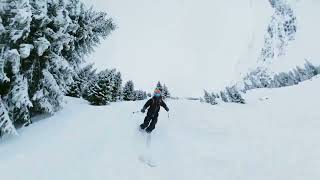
[141,109,146,113]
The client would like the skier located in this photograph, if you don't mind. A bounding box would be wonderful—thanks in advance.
[140,89,169,133]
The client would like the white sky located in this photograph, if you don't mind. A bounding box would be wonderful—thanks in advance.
[83,0,258,97]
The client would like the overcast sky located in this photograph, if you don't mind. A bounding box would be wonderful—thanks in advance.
[83,0,259,97]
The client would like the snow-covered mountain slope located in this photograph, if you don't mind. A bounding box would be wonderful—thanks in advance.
[237,0,320,77]
[268,0,320,71]
[83,0,319,95]
[1,76,320,180]
[84,0,272,96]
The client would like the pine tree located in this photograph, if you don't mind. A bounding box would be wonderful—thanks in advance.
[210,93,218,105]
[0,16,5,37]
[0,96,17,137]
[220,91,228,102]
[0,47,10,92]
[162,84,170,99]
[47,53,74,94]
[204,90,218,105]
[295,66,309,82]
[67,77,82,98]
[304,60,318,78]
[7,75,33,126]
[272,74,282,87]
[243,81,251,92]
[288,71,299,85]
[85,70,113,105]
[278,72,296,87]
[225,86,245,104]
[68,63,97,98]
[134,90,147,101]
[64,2,115,67]
[31,67,64,114]
[204,90,211,103]
[3,0,32,44]
[0,0,115,130]
[123,80,135,101]
[110,71,122,102]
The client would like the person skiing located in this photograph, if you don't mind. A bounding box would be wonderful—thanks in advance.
[140,89,169,133]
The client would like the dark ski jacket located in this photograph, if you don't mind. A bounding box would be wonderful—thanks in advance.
[142,96,169,116]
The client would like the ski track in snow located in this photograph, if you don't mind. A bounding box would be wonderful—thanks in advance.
[1,77,320,180]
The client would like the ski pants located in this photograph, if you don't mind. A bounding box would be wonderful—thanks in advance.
[141,113,158,132]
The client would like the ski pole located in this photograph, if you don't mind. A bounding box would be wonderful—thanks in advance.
[132,111,140,114]
[132,111,140,121]
[167,112,170,121]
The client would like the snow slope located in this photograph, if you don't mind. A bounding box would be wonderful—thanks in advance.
[83,0,269,96]
[232,0,320,91]
[1,77,320,180]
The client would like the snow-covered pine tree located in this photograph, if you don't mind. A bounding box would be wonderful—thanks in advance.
[110,71,122,102]
[68,63,97,98]
[1,0,33,120]
[7,75,33,126]
[204,90,211,104]
[288,71,299,85]
[242,81,251,92]
[0,0,115,120]
[250,68,274,88]
[0,47,10,96]
[2,0,32,44]
[31,66,64,114]
[220,91,228,102]
[67,76,82,98]
[272,74,282,87]
[225,86,245,104]
[277,72,296,87]
[134,90,147,101]
[85,69,113,105]
[261,0,297,62]
[0,48,17,137]
[203,90,218,105]
[295,66,310,82]
[210,92,218,105]
[1,49,33,125]
[162,84,170,99]
[304,60,318,78]
[248,75,260,89]
[0,16,5,38]
[64,1,115,68]
[292,68,302,83]
[0,96,17,137]
[123,80,135,101]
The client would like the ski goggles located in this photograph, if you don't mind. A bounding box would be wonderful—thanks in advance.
[154,93,161,97]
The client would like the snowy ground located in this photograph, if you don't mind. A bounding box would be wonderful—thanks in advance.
[1,77,320,180]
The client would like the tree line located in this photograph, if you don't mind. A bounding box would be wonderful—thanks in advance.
[67,63,150,105]
[203,61,320,106]
[66,63,172,104]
